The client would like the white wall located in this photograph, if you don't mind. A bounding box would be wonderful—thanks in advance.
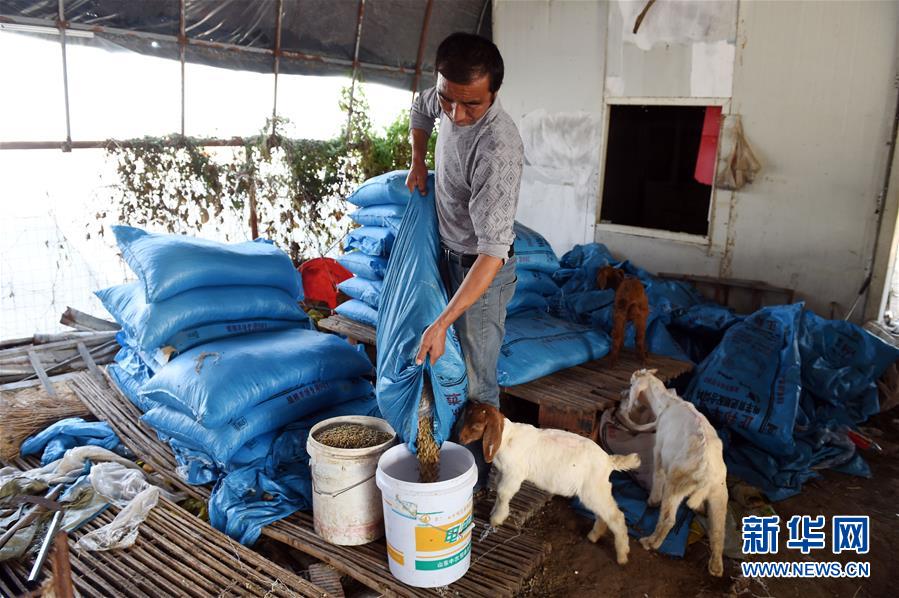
[494,0,899,319]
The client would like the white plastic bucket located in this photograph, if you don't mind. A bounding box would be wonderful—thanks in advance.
[375,442,477,587]
[307,416,397,545]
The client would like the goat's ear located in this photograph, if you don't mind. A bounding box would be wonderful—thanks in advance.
[482,408,504,463]
[596,268,607,289]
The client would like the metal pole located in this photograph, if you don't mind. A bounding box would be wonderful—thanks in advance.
[345,0,366,144]
[272,0,283,137]
[57,0,72,151]
[410,0,434,94]
[179,0,186,136]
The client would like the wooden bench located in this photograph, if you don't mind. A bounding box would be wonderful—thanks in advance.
[316,315,694,440]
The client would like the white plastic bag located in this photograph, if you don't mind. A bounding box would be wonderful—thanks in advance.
[76,486,160,551]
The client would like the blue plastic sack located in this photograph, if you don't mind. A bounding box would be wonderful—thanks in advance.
[507,291,549,316]
[337,277,382,309]
[21,418,120,465]
[345,226,396,257]
[166,319,307,353]
[170,431,278,486]
[347,170,429,207]
[334,299,378,327]
[113,225,302,303]
[97,282,309,354]
[377,189,468,450]
[350,204,406,227]
[497,311,611,387]
[589,307,692,363]
[141,328,374,427]
[798,311,899,411]
[208,394,380,544]
[337,251,389,280]
[515,270,558,297]
[686,303,804,454]
[513,222,560,273]
[142,378,372,467]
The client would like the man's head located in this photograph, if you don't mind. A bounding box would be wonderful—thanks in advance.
[434,33,504,127]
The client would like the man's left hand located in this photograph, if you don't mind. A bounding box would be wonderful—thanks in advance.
[416,321,448,366]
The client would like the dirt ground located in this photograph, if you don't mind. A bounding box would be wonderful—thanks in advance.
[518,411,899,598]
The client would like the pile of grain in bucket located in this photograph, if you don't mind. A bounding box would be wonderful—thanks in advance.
[417,379,440,483]
[314,423,392,449]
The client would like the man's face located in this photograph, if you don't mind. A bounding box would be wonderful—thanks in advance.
[436,73,495,127]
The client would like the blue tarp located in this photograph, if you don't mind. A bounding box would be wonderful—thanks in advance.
[376,184,468,450]
[21,418,121,465]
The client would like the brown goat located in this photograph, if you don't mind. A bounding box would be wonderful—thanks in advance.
[597,265,649,366]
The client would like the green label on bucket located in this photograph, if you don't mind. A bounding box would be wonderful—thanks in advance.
[415,543,471,571]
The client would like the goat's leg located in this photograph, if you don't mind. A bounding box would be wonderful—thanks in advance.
[632,308,649,366]
[706,485,728,577]
[490,473,523,528]
[640,489,689,551]
[646,450,665,507]
[582,482,631,565]
[610,308,627,366]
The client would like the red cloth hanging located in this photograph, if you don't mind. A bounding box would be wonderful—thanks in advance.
[694,106,722,186]
[298,257,353,309]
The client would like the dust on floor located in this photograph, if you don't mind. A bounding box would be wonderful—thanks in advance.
[518,412,898,598]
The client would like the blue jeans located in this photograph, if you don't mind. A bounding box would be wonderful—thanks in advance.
[440,254,517,409]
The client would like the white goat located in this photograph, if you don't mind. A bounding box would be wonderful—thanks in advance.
[618,369,728,577]
[459,402,640,565]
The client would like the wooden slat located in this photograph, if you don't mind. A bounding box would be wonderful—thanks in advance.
[70,370,549,598]
[317,315,377,346]
[26,350,57,398]
[0,478,330,598]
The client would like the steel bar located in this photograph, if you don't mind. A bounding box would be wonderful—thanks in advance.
[28,510,64,583]
[56,0,72,151]
[410,0,434,93]
[344,0,366,143]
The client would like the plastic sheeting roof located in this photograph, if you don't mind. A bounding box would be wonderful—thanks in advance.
[0,0,492,91]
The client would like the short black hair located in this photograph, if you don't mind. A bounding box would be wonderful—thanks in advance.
[435,33,504,93]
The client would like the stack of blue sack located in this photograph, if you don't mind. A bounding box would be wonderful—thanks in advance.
[498,229,612,387]
[99,226,382,544]
[336,170,414,327]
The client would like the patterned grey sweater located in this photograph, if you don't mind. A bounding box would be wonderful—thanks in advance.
[410,87,523,260]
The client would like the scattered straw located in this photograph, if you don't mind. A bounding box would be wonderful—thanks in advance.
[0,381,89,460]
[314,424,392,449]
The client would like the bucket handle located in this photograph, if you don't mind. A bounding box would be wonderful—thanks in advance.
[311,469,376,498]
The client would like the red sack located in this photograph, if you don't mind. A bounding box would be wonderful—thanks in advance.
[298,258,353,309]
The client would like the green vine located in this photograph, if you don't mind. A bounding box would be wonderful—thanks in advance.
[101,85,436,265]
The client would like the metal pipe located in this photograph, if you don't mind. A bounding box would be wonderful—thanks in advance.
[410,0,434,94]
[57,0,72,151]
[272,0,283,137]
[28,510,64,583]
[0,484,64,551]
[0,137,251,150]
[345,0,366,143]
[179,0,186,136]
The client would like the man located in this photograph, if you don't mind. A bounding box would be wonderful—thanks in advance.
[408,33,523,469]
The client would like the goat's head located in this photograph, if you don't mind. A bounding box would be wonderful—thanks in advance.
[597,265,626,290]
[619,369,663,431]
[458,402,505,463]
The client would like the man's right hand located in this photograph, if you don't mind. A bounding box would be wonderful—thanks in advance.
[405,160,429,196]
